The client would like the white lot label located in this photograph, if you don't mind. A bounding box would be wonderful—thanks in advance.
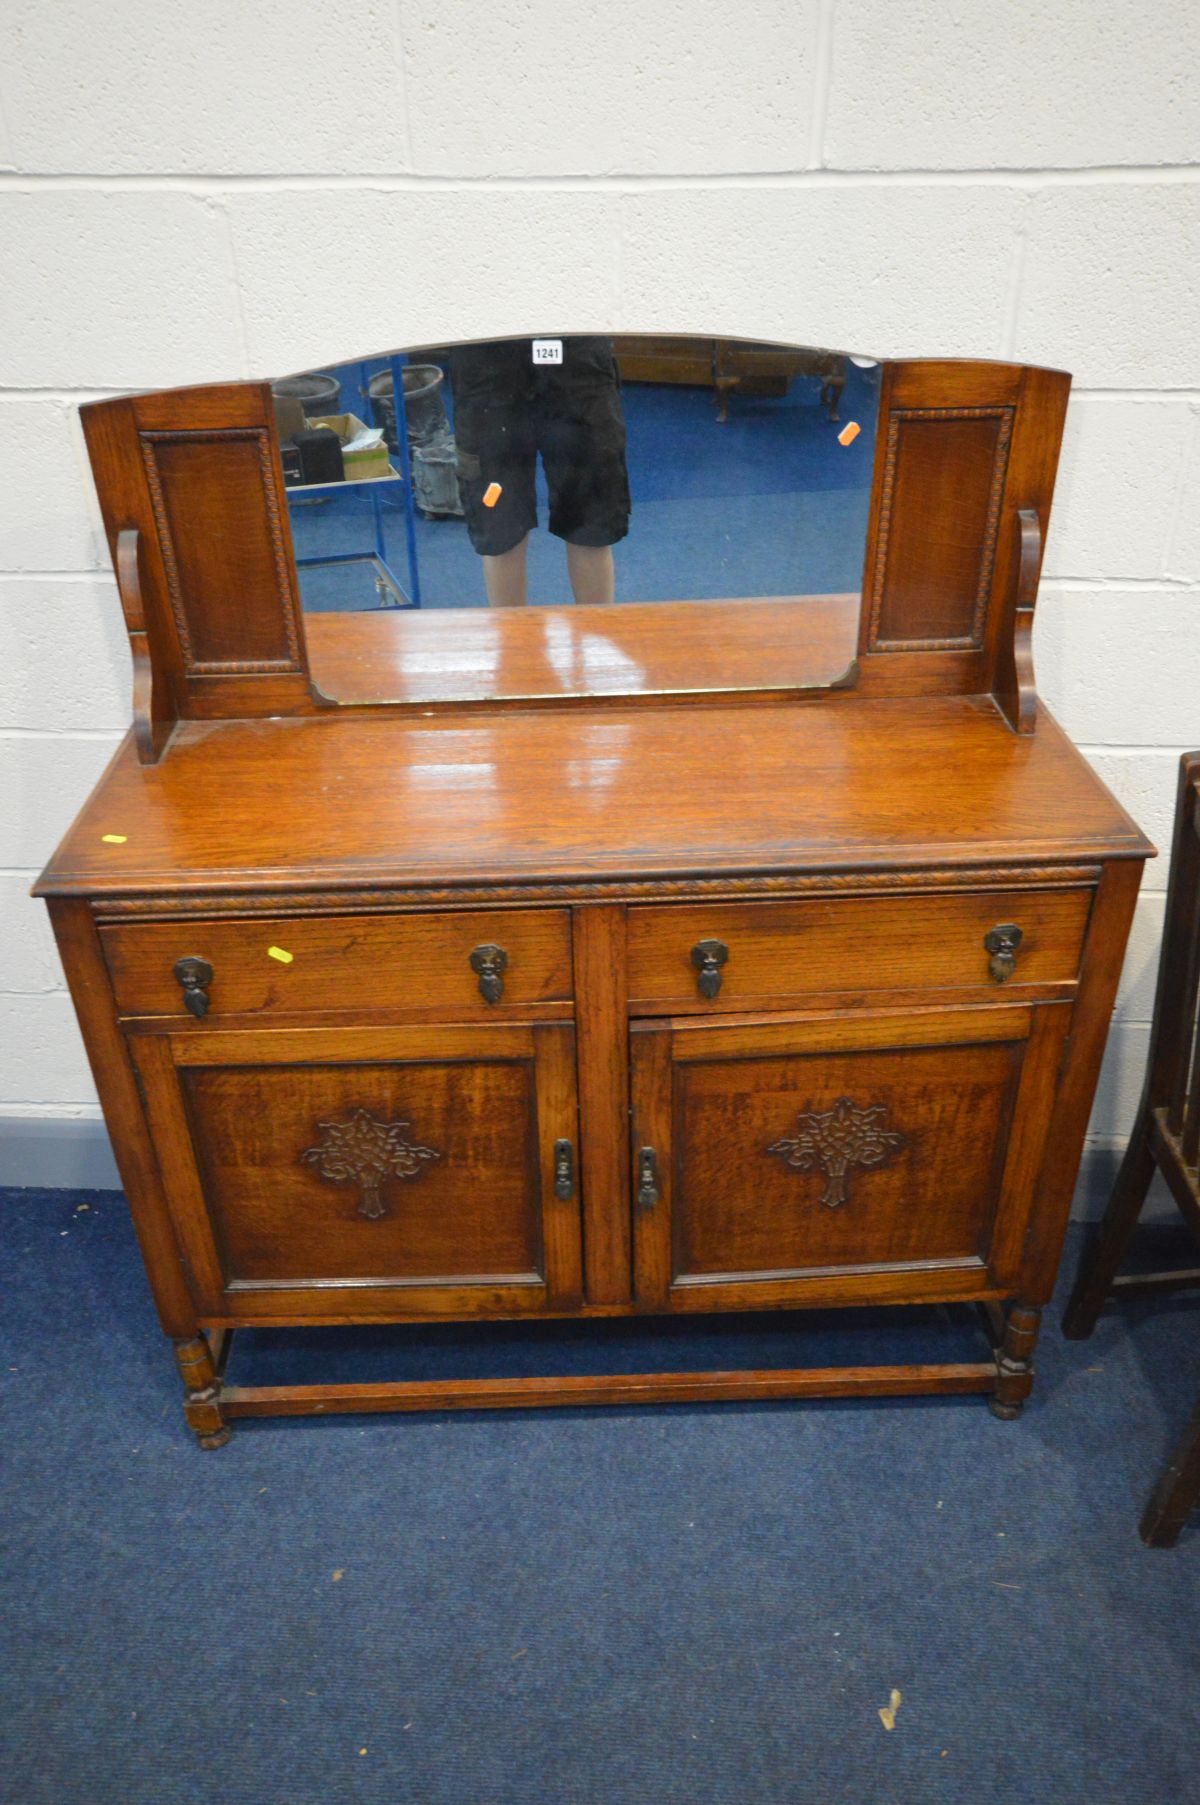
[532,338,563,364]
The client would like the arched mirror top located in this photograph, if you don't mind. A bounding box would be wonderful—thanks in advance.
[78,336,1069,756]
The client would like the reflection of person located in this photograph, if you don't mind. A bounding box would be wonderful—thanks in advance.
[450,337,630,607]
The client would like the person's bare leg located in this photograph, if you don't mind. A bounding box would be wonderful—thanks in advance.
[566,542,615,606]
[482,534,530,607]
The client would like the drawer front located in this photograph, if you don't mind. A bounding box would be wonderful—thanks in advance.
[627,888,1091,1009]
[101,908,572,1020]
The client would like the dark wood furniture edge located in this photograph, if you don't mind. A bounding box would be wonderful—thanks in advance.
[1061,754,1200,1546]
[1064,754,1200,1339]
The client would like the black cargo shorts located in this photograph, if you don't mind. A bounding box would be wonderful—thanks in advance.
[450,337,631,557]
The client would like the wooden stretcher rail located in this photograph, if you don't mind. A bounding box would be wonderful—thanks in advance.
[220,1362,1000,1417]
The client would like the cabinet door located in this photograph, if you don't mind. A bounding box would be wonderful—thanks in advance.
[630,1003,1069,1312]
[129,1023,580,1320]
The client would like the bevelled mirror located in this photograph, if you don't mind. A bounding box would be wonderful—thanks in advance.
[271,334,882,706]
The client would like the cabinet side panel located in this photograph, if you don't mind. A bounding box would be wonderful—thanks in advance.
[1021,860,1144,1299]
[46,898,199,1336]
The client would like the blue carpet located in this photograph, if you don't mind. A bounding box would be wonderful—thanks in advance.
[3,1186,1199,1805]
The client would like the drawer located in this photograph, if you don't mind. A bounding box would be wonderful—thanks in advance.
[100,908,572,1020]
[626,888,1092,1009]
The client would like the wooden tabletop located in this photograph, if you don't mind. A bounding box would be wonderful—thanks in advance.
[36,694,1152,898]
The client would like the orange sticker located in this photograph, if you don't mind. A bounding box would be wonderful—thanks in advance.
[837,421,861,447]
[482,481,503,508]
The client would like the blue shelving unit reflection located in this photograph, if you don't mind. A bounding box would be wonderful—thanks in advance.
[289,353,422,610]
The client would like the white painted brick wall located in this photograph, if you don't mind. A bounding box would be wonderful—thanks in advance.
[0,400,104,570]
[824,1,1199,172]
[0,1,1196,1179]
[229,189,626,373]
[617,187,1025,351]
[2,2,401,175]
[1044,400,1198,579]
[398,2,823,177]
[1168,415,1200,579]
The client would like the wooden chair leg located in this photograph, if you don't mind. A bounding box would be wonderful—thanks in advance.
[173,1335,232,1449]
[1140,1392,1200,1547]
[1062,1112,1157,1339]
[989,1299,1042,1419]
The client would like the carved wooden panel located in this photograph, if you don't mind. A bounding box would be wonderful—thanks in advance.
[866,406,1014,651]
[139,427,303,674]
[630,1002,1071,1311]
[192,1061,531,1280]
[126,1021,582,1317]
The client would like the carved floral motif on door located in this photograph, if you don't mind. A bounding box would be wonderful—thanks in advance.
[767,1096,908,1208]
[301,1107,440,1220]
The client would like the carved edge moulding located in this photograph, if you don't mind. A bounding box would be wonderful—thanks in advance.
[79,351,1070,758]
[89,867,1107,921]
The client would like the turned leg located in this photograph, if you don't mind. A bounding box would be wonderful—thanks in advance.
[1140,1391,1200,1548]
[173,1335,231,1449]
[1063,1112,1157,1339]
[989,1299,1042,1420]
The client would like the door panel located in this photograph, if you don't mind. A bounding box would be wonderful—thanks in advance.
[631,1004,1069,1312]
[130,1022,580,1319]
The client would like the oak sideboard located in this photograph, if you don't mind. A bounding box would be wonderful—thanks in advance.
[36,344,1151,1444]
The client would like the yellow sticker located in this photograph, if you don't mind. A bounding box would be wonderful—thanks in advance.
[267,945,294,964]
[837,421,861,447]
[878,1688,902,1731]
[482,481,503,508]
[100,833,128,844]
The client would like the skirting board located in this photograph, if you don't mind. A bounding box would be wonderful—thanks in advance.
[1,1117,121,1192]
[0,1116,1176,1220]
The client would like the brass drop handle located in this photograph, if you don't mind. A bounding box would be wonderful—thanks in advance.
[469,943,508,1003]
[637,1146,660,1209]
[554,1139,575,1201]
[174,955,214,1018]
[984,923,1023,984]
[691,938,729,999]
